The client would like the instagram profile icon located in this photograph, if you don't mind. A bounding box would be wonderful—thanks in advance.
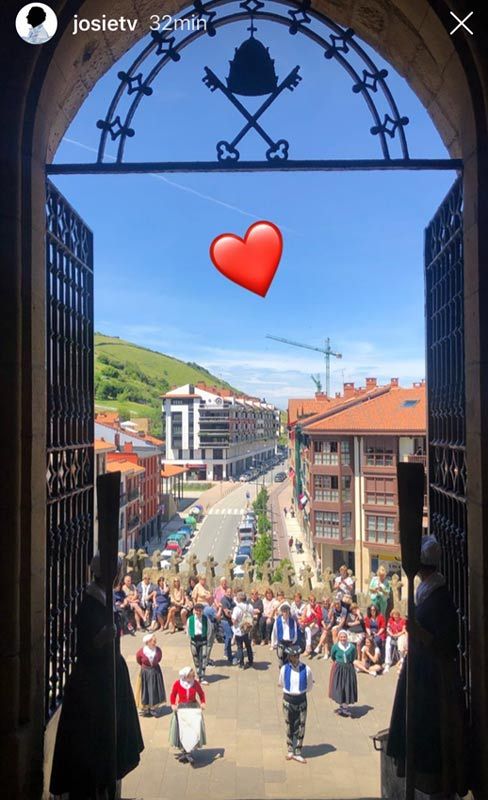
[16,3,58,45]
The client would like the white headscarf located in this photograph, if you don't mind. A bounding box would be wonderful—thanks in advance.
[179,666,195,690]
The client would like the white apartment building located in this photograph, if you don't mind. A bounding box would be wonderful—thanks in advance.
[162,383,279,480]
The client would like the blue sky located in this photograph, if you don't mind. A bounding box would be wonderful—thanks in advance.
[53,14,457,408]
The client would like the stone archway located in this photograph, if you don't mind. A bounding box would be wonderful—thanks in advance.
[2,1,488,797]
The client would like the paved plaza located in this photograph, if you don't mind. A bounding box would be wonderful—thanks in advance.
[121,626,397,800]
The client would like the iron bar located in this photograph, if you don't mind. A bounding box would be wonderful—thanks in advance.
[47,158,462,175]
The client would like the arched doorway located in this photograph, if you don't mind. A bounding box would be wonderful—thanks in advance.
[2,1,488,797]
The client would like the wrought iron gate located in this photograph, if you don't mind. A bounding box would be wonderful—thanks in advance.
[45,180,95,721]
[425,176,469,707]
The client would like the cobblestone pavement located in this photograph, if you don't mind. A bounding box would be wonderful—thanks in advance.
[121,624,398,800]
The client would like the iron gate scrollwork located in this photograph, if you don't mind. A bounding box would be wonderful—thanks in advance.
[45,180,95,721]
[425,176,470,708]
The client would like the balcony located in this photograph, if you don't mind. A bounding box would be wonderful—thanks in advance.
[119,492,127,506]
[405,453,427,466]
[128,488,139,501]
[127,515,140,531]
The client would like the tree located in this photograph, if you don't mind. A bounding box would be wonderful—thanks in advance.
[252,533,272,566]
[253,487,269,516]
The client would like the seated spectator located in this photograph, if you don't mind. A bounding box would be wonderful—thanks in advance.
[213,577,228,605]
[192,575,212,607]
[114,583,136,635]
[151,577,171,631]
[345,603,366,657]
[137,573,157,626]
[121,574,146,631]
[313,597,333,659]
[274,590,287,616]
[290,591,306,619]
[186,575,197,601]
[333,564,355,598]
[250,589,264,644]
[354,634,383,676]
[384,608,407,672]
[166,577,188,633]
[300,594,322,657]
[365,604,386,653]
[261,588,278,644]
[330,596,348,644]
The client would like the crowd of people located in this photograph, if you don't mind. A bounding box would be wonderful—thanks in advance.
[50,539,469,797]
[115,567,408,684]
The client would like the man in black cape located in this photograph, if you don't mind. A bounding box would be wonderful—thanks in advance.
[50,555,144,799]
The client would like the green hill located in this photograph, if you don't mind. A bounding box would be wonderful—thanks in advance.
[94,333,238,435]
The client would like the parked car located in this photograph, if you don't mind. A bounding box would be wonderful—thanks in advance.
[239,473,251,482]
[238,533,254,546]
[167,531,190,548]
[165,541,183,556]
[233,553,253,578]
[274,472,287,482]
[237,545,253,558]
[238,523,255,537]
[160,548,178,568]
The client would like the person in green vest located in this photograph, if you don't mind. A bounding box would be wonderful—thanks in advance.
[328,629,358,717]
[186,603,209,685]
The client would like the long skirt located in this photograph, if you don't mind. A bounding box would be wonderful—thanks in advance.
[169,702,207,752]
[329,661,358,705]
[135,665,166,709]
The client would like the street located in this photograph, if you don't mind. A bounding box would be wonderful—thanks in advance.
[186,465,287,573]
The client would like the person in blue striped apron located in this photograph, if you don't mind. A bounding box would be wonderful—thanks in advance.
[278,644,314,763]
[271,603,299,667]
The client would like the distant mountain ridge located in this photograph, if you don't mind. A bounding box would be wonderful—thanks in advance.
[94,333,238,434]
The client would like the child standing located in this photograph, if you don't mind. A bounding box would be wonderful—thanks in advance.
[329,629,358,717]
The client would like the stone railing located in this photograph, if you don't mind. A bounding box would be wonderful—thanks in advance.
[119,550,406,613]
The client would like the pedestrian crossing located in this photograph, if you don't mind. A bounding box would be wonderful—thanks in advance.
[207,507,247,516]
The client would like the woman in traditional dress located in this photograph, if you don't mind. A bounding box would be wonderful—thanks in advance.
[169,666,207,766]
[50,555,144,798]
[368,564,391,617]
[387,536,469,799]
[329,629,358,717]
[135,633,166,717]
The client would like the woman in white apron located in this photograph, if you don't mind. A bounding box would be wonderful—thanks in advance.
[169,666,207,765]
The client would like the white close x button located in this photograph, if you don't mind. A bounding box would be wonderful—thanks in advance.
[449,11,474,36]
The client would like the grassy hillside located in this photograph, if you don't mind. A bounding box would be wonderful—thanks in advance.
[94,333,237,435]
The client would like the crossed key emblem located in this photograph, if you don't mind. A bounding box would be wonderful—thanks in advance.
[203,64,302,162]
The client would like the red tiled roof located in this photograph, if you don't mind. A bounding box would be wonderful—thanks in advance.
[302,385,426,434]
[288,396,344,426]
[95,438,116,453]
[161,465,189,477]
[106,459,145,475]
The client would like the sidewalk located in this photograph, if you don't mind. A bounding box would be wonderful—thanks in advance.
[274,484,319,587]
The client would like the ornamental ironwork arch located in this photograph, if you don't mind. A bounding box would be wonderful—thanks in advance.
[49,0,461,175]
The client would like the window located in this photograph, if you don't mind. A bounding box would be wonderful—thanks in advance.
[366,514,396,544]
[315,510,340,539]
[342,512,352,540]
[171,411,183,449]
[213,448,223,459]
[365,445,394,467]
[171,399,185,405]
[341,440,351,465]
[342,475,352,502]
[402,399,419,407]
[314,440,339,465]
[314,474,339,502]
[365,476,395,505]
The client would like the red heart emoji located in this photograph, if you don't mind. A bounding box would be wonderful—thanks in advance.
[210,221,283,298]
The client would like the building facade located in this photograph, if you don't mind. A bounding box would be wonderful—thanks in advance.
[95,416,165,545]
[289,379,426,592]
[162,382,278,480]
[106,459,145,551]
